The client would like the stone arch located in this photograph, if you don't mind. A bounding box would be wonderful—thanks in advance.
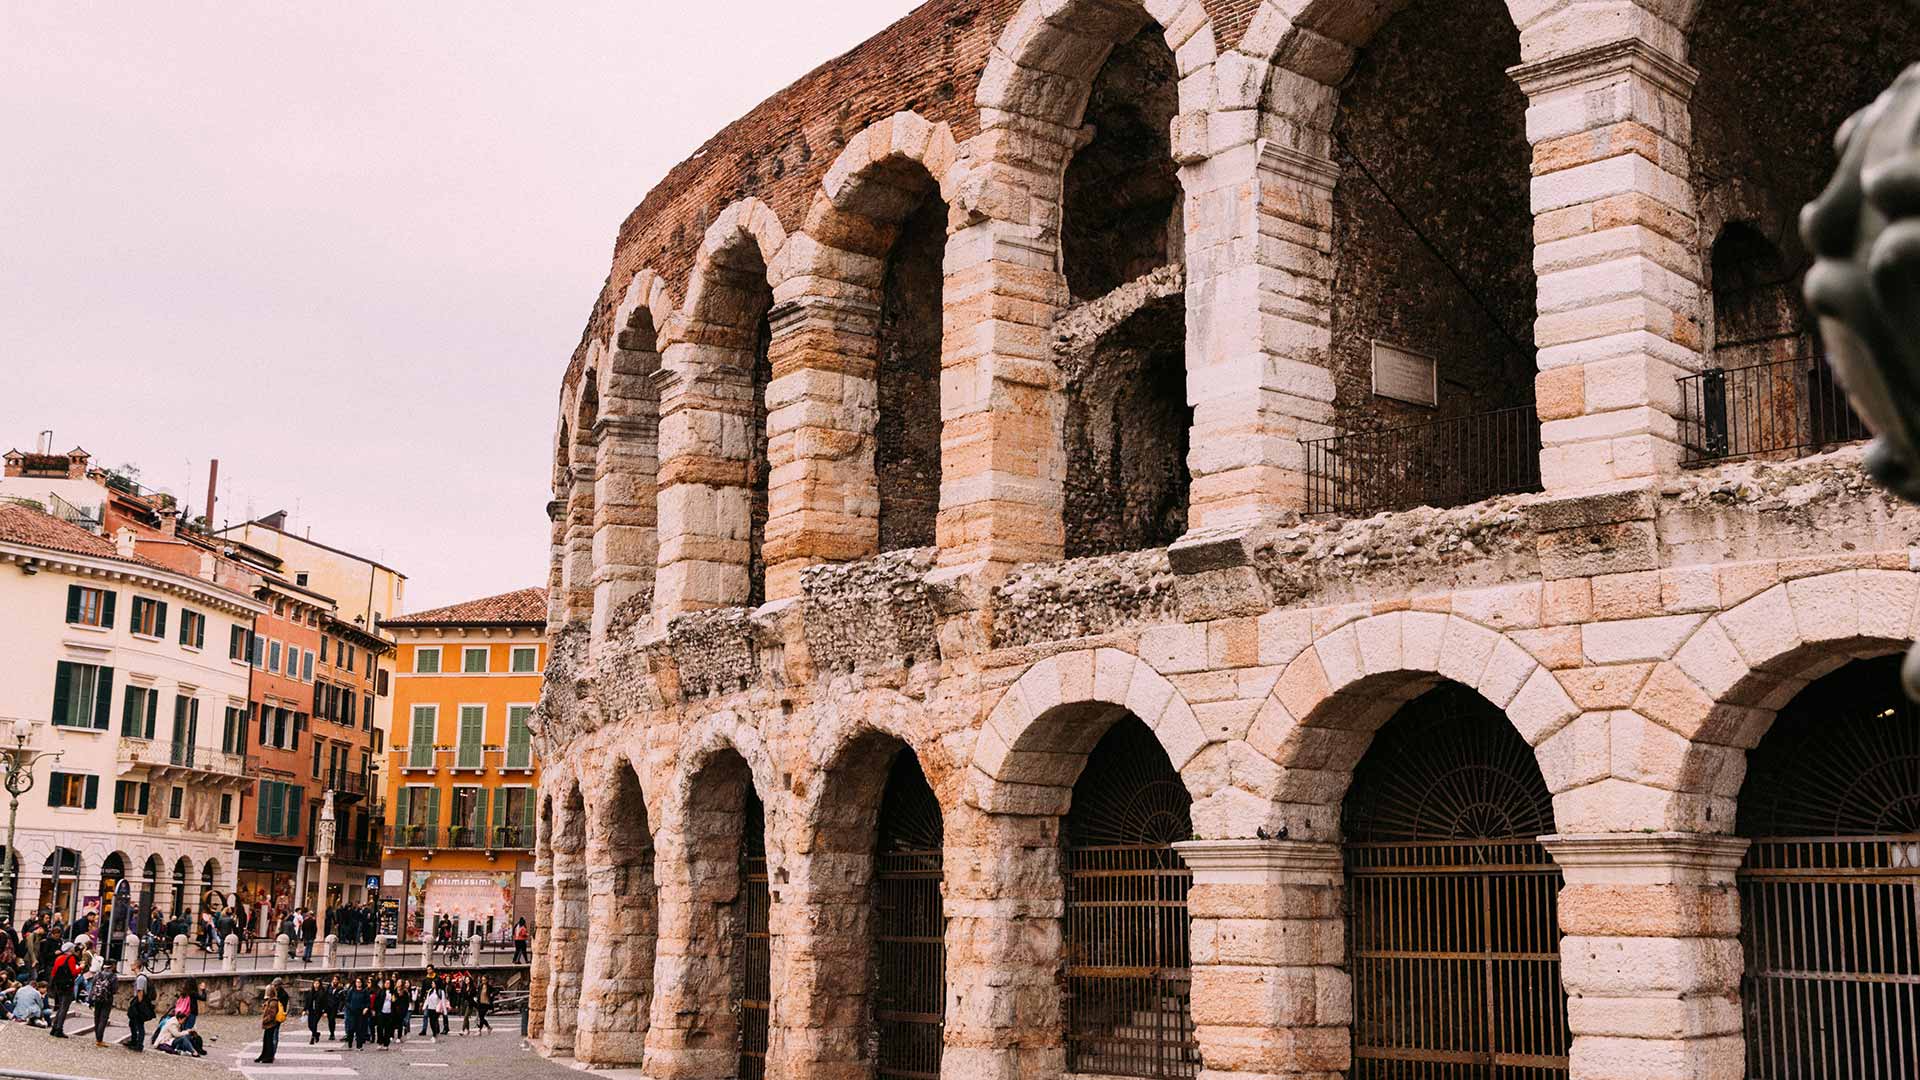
[575,749,657,1068]
[976,0,1218,132]
[1643,570,1920,815]
[681,197,787,330]
[586,274,669,638]
[558,361,602,626]
[610,268,679,356]
[529,790,555,1042]
[1247,611,1579,841]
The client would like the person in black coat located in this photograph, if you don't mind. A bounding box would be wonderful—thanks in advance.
[343,977,370,1051]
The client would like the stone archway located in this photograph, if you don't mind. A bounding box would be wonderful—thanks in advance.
[575,754,657,1068]
[541,781,588,1055]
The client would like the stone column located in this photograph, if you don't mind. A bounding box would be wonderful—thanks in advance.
[546,499,569,630]
[1181,141,1340,530]
[542,845,588,1056]
[761,294,882,601]
[941,806,1064,1080]
[641,826,741,1080]
[1173,839,1348,1079]
[1512,40,1704,492]
[526,845,551,1041]
[654,340,758,623]
[1543,833,1748,1080]
[936,132,1074,574]
[564,459,597,624]
[576,839,656,1066]
[591,407,660,647]
[766,845,869,1080]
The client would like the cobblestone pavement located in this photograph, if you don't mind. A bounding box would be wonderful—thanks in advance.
[0,1008,570,1080]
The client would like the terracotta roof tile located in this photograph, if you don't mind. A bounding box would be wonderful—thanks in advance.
[381,587,547,629]
[0,500,170,571]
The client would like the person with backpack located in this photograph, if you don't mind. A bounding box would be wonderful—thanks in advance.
[45,941,79,1037]
[255,978,288,1064]
[87,954,117,1046]
[120,956,151,1051]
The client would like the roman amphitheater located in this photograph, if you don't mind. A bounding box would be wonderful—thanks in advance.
[527,1,1920,1076]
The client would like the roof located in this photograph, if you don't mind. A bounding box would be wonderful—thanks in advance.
[0,502,260,607]
[217,518,406,577]
[380,587,547,629]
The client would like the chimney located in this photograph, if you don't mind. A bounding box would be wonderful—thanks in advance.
[66,448,89,480]
[159,507,179,537]
[199,552,217,582]
[261,509,289,530]
[114,528,136,558]
[205,459,219,532]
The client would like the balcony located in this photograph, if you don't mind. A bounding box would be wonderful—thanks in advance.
[1304,405,1542,518]
[118,737,246,781]
[321,767,369,803]
[386,823,534,852]
[1679,355,1869,466]
[389,745,534,776]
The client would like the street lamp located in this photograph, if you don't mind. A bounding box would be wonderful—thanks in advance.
[0,716,61,925]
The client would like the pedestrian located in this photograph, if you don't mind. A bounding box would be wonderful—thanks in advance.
[255,978,288,1064]
[474,976,492,1033]
[374,978,394,1049]
[345,976,369,1050]
[300,907,318,963]
[120,957,150,1051]
[87,954,116,1046]
[305,979,327,1044]
[511,918,530,964]
[325,974,342,1040]
[45,941,78,1037]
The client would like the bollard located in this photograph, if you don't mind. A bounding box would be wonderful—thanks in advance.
[373,937,388,970]
[323,933,338,967]
[466,933,482,965]
[223,933,239,973]
[418,934,431,966]
[173,933,189,965]
[274,932,290,971]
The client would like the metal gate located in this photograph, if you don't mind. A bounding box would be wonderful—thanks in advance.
[1063,716,1198,1080]
[1342,683,1568,1078]
[1738,655,1920,1079]
[874,753,945,1080]
[739,791,770,1080]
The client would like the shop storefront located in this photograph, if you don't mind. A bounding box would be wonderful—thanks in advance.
[404,870,517,941]
[237,845,300,933]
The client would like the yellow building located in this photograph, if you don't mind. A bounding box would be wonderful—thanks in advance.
[378,587,543,942]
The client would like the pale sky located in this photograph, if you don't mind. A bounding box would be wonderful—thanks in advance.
[1,1,916,612]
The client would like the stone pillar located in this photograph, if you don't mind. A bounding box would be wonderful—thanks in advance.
[273,933,290,971]
[527,868,552,1041]
[766,845,869,1080]
[591,392,660,647]
[1181,142,1340,530]
[1543,833,1748,1080]
[941,806,1064,1080]
[542,831,589,1054]
[576,839,656,1066]
[1513,40,1704,491]
[936,133,1074,574]
[323,933,337,966]
[564,459,597,623]
[1173,839,1348,1079]
[223,933,238,972]
[374,936,388,971]
[762,294,881,601]
[640,826,741,1080]
[654,340,758,622]
[546,500,569,630]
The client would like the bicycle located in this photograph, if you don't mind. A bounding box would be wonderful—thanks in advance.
[141,934,173,974]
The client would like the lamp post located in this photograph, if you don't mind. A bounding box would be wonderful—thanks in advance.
[0,716,62,926]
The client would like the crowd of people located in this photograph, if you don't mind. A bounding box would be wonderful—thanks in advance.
[292,967,498,1054]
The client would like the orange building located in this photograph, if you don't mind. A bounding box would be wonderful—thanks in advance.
[378,587,543,941]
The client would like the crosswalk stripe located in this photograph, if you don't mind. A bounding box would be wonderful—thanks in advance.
[237,1068,359,1076]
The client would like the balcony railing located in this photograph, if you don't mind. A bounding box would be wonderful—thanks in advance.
[1304,405,1542,517]
[322,768,369,798]
[1679,355,1869,465]
[390,746,534,775]
[118,737,245,778]
[386,823,534,851]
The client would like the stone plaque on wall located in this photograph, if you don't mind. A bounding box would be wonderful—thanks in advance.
[1372,340,1438,407]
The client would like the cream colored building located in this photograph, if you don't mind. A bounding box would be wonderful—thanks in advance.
[0,502,262,925]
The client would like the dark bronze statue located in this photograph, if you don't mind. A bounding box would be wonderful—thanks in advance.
[1804,61,1920,691]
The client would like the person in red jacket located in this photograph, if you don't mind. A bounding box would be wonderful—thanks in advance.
[46,943,80,1038]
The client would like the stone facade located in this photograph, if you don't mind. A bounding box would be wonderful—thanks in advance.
[532,2,1920,1078]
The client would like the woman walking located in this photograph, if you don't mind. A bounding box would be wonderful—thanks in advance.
[255,978,289,1064]
[87,955,116,1046]
[343,976,369,1050]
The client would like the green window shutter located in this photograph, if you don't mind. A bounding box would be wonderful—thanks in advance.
[139,783,149,815]
[93,668,113,730]
[520,791,535,838]
[173,696,188,745]
[51,662,73,726]
[99,591,115,628]
[288,786,304,838]
[195,615,205,650]
[83,775,99,809]
[146,689,157,739]
[256,782,270,834]
[66,585,81,623]
[121,687,140,737]
[47,776,62,808]
[458,706,483,767]
[491,789,507,843]
[153,601,167,639]
[178,613,190,645]
[424,787,440,833]
[506,706,532,768]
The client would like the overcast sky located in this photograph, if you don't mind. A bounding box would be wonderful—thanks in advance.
[1,1,914,612]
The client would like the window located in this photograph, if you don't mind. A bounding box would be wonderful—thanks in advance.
[363,694,374,730]
[450,786,485,843]
[457,705,484,768]
[414,647,439,674]
[274,600,285,616]
[462,647,488,674]
[255,780,304,838]
[51,661,112,729]
[509,645,538,674]
[320,637,329,663]
[295,572,309,587]
[250,634,265,668]
[129,596,167,638]
[495,786,535,846]
[311,740,323,779]
[292,711,305,751]
[168,786,184,819]
[65,585,115,628]
[230,625,251,662]
[121,685,158,739]
[344,644,355,673]
[220,792,232,824]
[47,772,97,809]
[171,695,199,763]
[113,780,149,815]
[268,640,281,673]
[377,669,389,696]
[409,705,436,768]
[302,649,315,682]
[223,705,245,754]
[177,609,206,649]
[396,784,440,845]
[505,705,534,769]
[271,707,289,749]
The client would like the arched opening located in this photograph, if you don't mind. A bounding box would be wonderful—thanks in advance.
[1320,0,1536,512]
[871,167,947,554]
[1057,18,1190,558]
[739,784,770,1080]
[1061,714,1196,1078]
[567,373,601,624]
[687,240,775,609]
[577,764,658,1067]
[0,850,17,924]
[140,854,160,929]
[201,860,219,912]
[872,751,944,1080]
[1736,654,1918,1077]
[172,855,192,917]
[39,848,81,921]
[1341,682,1566,1076]
[594,304,663,626]
[101,852,127,939]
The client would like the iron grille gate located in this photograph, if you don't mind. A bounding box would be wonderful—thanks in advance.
[739,793,770,1080]
[1063,717,1199,1080]
[1343,683,1569,1078]
[1737,656,1920,1079]
[874,752,946,1080]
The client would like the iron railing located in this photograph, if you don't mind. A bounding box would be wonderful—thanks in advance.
[1304,405,1541,517]
[1063,842,1197,1080]
[1679,355,1870,465]
[391,746,532,774]
[385,823,535,851]
[322,768,369,798]
[118,737,245,777]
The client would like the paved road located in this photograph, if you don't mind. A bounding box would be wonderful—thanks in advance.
[0,1008,566,1080]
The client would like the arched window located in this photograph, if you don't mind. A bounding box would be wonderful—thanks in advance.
[1342,683,1566,1076]
[1737,655,1918,1077]
[872,751,944,1080]
[40,848,81,921]
[1062,715,1196,1078]
[738,786,770,1080]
